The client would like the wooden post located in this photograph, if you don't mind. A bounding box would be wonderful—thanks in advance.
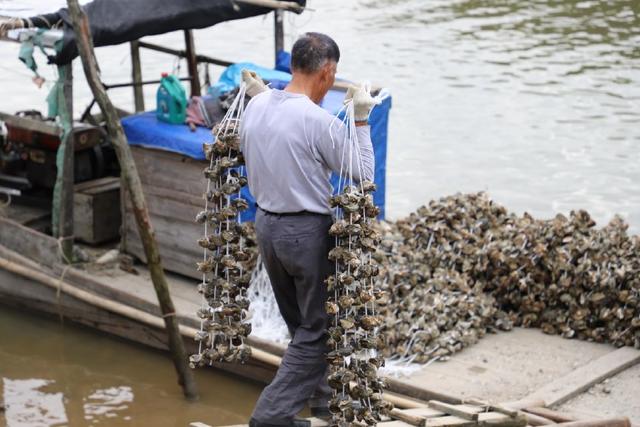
[130,40,144,112]
[273,9,284,65]
[58,63,74,262]
[65,0,198,400]
[183,30,200,97]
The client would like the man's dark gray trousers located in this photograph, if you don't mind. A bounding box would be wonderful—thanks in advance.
[251,208,333,425]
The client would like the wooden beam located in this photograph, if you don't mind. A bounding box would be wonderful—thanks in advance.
[391,408,431,426]
[183,30,201,97]
[525,347,640,406]
[0,111,59,135]
[523,407,577,423]
[137,41,233,67]
[463,399,518,418]
[0,216,60,268]
[130,40,145,112]
[66,0,198,400]
[273,9,284,64]
[387,377,461,405]
[427,401,478,421]
[58,63,75,262]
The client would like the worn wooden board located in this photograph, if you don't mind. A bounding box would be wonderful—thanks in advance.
[1,203,50,228]
[123,185,204,219]
[428,401,479,421]
[121,146,207,279]
[526,346,640,406]
[400,407,446,418]
[74,177,121,244]
[124,233,200,279]
[0,216,60,267]
[130,146,205,193]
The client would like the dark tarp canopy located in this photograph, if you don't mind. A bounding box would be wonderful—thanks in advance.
[31,0,305,65]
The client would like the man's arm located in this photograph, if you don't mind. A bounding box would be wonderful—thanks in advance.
[313,115,375,183]
[311,83,380,182]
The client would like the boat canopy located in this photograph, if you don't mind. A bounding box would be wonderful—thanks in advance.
[29,0,305,65]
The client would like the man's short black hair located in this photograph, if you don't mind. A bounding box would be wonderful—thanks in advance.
[290,32,340,74]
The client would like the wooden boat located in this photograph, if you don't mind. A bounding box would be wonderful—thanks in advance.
[0,2,638,426]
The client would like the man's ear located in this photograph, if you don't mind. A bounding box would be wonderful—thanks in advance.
[321,63,333,83]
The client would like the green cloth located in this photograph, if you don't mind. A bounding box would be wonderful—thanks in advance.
[16,28,71,244]
[18,40,38,75]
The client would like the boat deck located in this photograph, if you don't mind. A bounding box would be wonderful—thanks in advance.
[79,258,640,424]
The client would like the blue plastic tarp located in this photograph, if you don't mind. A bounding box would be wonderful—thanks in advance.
[121,63,391,220]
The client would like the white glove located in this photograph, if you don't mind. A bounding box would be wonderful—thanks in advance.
[241,69,268,98]
[0,17,24,38]
[344,82,381,122]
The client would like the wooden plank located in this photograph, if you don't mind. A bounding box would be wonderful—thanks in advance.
[74,176,120,192]
[0,111,59,136]
[0,216,60,267]
[421,412,523,427]
[74,178,121,244]
[131,146,206,192]
[124,188,203,221]
[428,401,479,421]
[463,400,518,418]
[525,347,640,406]
[2,203,50,227]
[125,234,200,280]
[424,415,476,427]
[397,407,445,418]
[378,422,415,427]
[387,377,462,405]
[124,182,204,207]
[74,191,95,242]
[478,413,526,427]
[391,408,429,426]
[523,407,576,423]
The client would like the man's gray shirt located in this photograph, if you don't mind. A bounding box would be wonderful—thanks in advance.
[239,89,375,215]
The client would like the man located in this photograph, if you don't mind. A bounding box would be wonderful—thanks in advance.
[240,32,379,427]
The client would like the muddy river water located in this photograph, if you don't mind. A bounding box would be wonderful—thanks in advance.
[0,0,639,425]
[0,306,262,426]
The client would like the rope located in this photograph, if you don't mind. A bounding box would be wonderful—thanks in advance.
[56,235,74,265]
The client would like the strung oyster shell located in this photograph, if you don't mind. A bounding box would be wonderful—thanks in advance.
[191,102,255,370]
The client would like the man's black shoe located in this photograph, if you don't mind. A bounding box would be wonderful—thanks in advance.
[310,407,331,421]
[292,418,312,427]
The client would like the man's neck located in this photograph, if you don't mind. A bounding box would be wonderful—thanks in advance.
[285,75,322,104]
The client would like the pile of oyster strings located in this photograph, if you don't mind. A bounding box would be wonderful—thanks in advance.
[375,192,640,364]
[190,120,258,367]
[326,182,393,426]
